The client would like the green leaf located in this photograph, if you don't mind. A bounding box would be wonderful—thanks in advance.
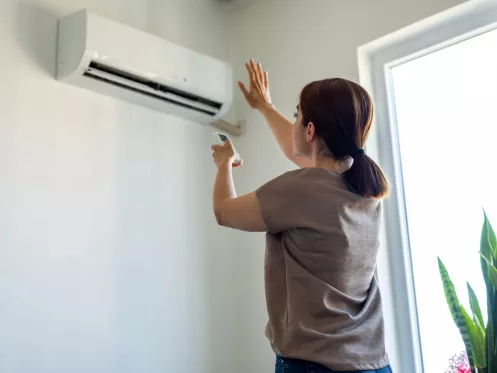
[462,306,486,367]
[468,282,485,330]
[486,315,496,373]
[480,253,497,289]
[482,221,492,287]
[438,258,476,371]
[483,212,497,264]
[475,317,486,349]
[489,267,497,289]
[439,258,464,324]
[486,214,497,263]
[473,314,486,365]
[481,215,497,372]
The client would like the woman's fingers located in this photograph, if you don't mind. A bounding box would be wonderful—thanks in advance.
[257,62,264,82]
[250,60,262,86]
[250,60,265,92]
[211,142,233,151]
[249,59,257,72]
[211,141,238,166]
[243,59,268,103]
[238,81,250,100]
[245,62,256,87]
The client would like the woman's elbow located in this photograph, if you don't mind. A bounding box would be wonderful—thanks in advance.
[214,208,227,227]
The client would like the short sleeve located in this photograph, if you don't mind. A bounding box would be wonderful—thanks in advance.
[256,171,308,234]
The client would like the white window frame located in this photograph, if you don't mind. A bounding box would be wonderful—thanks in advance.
[357,1,497,372]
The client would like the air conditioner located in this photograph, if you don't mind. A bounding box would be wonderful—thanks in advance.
[56,10,233,124]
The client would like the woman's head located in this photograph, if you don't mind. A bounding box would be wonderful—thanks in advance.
[293,78,389,199]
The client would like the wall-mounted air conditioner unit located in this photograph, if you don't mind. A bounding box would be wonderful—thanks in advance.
[57,9,234,127]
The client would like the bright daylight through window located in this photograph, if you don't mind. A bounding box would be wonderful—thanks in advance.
[390,27,497,373]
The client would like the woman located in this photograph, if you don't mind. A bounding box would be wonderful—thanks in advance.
[211,59,391,373]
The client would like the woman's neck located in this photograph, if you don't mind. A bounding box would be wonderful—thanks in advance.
[312,154,342,173]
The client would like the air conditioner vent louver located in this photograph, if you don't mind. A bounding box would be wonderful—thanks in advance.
[57,10,233,123]
[84,61,221,116]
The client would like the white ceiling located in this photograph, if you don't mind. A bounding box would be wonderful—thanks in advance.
[216,0,257,3]
[214,0,261,9]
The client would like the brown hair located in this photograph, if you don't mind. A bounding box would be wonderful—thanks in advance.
[300,78,389,199]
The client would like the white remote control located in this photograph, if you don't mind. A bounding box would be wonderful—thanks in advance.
[212,132,242,165]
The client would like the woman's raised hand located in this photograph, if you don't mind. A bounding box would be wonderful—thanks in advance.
[238,59,272,111]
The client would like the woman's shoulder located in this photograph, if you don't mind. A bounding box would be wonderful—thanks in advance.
[276,168,382,204]
[261,168,345,199]
[279,167,342,180]
[276,167,346,188]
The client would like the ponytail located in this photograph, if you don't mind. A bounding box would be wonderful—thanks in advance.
[299,78,389,199]
[343,153,389,199]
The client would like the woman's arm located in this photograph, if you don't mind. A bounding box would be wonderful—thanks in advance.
[238,60,313,169]
[258,104,314,168]
[212,141,267,232]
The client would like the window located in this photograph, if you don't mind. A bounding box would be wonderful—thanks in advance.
[390,28,497,373]
[359,2,497,373]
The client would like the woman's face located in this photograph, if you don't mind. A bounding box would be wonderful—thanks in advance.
[292,106,312,157]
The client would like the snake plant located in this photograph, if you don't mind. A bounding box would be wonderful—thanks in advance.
[439,214,497,373]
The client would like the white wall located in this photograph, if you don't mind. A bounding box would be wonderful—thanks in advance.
[227,1,465,372]
[0,1,473,372]
[0,1,237,372]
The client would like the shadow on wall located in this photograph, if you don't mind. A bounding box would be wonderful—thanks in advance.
[16,1,58,77]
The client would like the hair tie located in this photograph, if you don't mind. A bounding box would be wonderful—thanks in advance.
[351,148,365,156]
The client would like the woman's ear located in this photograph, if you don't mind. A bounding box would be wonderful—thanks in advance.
[306,122,316,143]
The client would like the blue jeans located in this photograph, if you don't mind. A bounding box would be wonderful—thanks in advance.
[275,356,392,373]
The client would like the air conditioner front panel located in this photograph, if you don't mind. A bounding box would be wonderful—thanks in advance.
[84,12,231,104]
[56,9,233,123]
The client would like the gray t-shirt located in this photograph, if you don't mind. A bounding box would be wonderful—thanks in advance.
[256,168,389,371]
